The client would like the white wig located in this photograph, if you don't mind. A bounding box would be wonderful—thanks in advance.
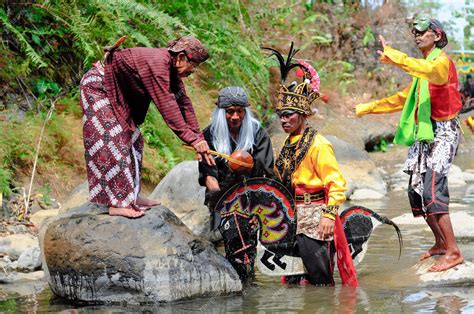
[210,107,261,155]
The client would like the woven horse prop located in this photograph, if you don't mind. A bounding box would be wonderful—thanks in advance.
[215,177,403,281]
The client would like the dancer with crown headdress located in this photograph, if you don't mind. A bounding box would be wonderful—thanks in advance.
[264,43,357,287]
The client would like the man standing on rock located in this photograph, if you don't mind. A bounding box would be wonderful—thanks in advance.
[267,44,357,286]
[355,15,464,271]
[198,86,274,237]
[79,36,215,218]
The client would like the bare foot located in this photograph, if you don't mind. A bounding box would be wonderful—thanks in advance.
[136,195,160,209]
[109,207,145,218]
[428,253,464,272]
[420,246,447,261]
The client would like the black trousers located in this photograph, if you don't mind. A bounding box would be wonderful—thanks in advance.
[408,168,450,218]
[296,234,335,286]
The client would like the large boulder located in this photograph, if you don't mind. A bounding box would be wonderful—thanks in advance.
[150,161,211,238]
[58,181,89,214]
[41,203,242,304]
[325,135,387,197]
[0,233,39,260]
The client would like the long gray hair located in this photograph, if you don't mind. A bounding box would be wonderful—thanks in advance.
[210,107,261,155]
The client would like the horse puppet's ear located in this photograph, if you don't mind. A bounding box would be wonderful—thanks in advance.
[340,206,403,261]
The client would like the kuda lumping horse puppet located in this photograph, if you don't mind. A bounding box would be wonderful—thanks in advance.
[215,177,403,282]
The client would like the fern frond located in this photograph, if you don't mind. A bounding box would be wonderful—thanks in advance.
[67,9,99,67]
[97,0,192,39]
[0,8,48,69]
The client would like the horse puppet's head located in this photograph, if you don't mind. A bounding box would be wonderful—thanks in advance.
[216,178,296,282]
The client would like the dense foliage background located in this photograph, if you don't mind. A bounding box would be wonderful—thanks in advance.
[0,0,469,203]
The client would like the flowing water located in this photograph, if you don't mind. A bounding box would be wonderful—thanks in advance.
[1,155,473,313]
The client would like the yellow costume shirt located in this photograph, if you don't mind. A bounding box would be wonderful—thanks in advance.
[289,133,346,207]
[356,46,450,116]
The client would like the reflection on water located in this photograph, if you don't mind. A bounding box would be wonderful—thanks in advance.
[1,167,473,312]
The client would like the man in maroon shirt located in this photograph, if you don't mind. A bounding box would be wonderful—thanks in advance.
[80,36,214,218]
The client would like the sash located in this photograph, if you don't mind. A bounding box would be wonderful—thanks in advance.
[394,48,441,146]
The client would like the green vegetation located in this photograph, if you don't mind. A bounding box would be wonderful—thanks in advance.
[0,0,467,200]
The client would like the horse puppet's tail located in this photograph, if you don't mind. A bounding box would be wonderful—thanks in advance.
[340,206,403,261]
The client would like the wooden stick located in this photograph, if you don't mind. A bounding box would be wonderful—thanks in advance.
[183,145,252,168]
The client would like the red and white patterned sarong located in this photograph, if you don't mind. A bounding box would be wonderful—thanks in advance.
[79,64,143,208]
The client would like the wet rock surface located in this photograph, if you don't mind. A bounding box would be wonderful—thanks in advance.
[414,260,474,286]
[41,203,241,304]
[150,161,211,239]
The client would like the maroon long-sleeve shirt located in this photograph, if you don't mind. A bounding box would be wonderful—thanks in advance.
[103,47,203,145]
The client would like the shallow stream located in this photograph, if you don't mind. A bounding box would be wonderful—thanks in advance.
[1,154,473,313]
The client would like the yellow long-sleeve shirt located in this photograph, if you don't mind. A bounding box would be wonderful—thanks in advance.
[288,133,346,207]
[356,46,450,116]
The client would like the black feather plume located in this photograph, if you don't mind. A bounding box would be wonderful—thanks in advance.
[261,42,304,83]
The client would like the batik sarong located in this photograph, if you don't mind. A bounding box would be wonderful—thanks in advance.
[79,63,143,208]
[404,119,460,217]
[295,203,334,241]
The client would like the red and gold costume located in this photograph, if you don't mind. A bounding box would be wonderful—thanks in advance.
[356,46,461,120]
[356,45,462,218]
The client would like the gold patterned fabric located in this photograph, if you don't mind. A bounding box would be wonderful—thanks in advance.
[275,127,317,192]
[277,83,317,116]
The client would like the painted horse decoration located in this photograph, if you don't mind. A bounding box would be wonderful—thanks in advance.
[215,177,403,281]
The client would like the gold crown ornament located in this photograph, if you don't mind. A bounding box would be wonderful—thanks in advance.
[262,43,320,116]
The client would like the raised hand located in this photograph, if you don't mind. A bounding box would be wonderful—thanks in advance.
[377,34,386,56]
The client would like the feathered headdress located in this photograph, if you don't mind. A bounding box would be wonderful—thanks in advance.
[262,42,320,116]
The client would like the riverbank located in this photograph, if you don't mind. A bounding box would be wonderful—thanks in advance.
[0,129,474,310]
[1,151,472,311]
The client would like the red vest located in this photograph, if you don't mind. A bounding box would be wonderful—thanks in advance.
[428,56,462,121]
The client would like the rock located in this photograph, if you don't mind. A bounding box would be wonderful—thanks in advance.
[393,211,474,239]
[325,135,387,196]
[388,165,409,191]
[5,224,30,234]
[0,271,47,296]
[349,188,385,200]
[0,255,15,272]
[150,161,211,238]
[462,169,474,182]
[414,259,474,286]
[41,203,241,304]
[58,181,89,214]
[0,271,16,284]
[30,208,60,228]
[389,164,472,191]
[16,247,42,272]
[448,165,467,187]
[0,234,39,260]
[14,270,45,281]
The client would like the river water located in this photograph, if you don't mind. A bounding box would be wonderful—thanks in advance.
[1,154,473,313]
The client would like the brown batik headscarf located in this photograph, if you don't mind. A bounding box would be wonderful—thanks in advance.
[167,36,210,64]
